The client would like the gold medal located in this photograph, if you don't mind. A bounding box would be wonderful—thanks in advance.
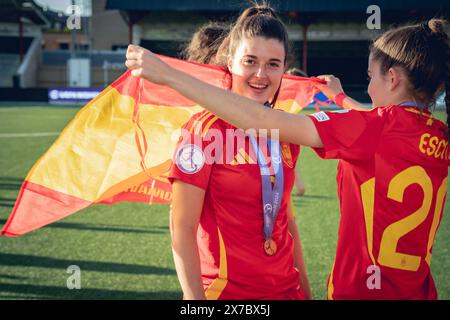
[264,238,277,256]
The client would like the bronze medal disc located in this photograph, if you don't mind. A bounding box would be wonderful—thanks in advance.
[264,238,277,256]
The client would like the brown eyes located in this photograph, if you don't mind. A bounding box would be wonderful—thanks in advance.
[269,62,281,68]
[242,59,280,69]
[242,59,256,65]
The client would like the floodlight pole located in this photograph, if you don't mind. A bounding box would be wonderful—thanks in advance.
[128,19,133,44]
[302,23,309,75]
[18,15,24,63]
[71,0,76,58]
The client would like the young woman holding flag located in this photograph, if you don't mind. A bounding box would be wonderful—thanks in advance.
[140,5,311,300]
[126,17,449,299]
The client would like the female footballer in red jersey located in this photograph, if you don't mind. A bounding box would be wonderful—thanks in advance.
[147,5,311,300]
[126,18,449,299]
[183,21,230,65]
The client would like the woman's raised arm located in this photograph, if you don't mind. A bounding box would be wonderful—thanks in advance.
[125,45,323,148]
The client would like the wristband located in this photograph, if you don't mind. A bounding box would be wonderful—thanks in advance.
[334,92,347,108]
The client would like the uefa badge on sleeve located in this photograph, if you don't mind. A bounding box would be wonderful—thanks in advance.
[312,111,330,122]
[175,144,206,174]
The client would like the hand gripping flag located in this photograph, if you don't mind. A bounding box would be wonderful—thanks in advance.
[1,55,322,236]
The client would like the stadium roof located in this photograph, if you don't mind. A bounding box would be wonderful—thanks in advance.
[105,0,450,25]
[105,0,450,12]
[0,0,49,25]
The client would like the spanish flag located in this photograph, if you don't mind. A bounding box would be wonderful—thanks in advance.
[1,55,321,236]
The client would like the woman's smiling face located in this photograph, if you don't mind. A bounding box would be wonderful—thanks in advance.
[228,36,285,104]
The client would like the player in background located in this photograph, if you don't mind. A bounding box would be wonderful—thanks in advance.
[183,21,230,65]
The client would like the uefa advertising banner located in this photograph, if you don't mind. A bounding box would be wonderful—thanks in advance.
[48,87,103,104]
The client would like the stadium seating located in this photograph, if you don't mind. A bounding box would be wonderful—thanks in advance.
[0,54,20,87]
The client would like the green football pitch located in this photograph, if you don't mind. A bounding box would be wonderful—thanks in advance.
[0,105,448,300]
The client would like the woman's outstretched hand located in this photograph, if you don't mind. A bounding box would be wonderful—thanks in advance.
[125,44,174,85]
[314,74,345,100]
[315,74,369,111]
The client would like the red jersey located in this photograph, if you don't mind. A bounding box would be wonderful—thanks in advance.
[169,111,304,300]
[309,106,449,300]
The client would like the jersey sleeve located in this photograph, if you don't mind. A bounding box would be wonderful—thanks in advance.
[168,112,218,190]
[307,109,384,161]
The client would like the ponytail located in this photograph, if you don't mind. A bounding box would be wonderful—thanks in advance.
[236,2,277,22]
[216,2,290,68]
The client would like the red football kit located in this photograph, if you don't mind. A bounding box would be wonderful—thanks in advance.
[169,111,305,300]
[308,105,449,299]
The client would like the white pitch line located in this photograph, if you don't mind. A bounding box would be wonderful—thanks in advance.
[1,115,71,119]
[0,107,49,112]
[0,132,60,138]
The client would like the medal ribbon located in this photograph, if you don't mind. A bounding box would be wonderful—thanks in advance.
[248,128,284,240]
[398,101,427,108]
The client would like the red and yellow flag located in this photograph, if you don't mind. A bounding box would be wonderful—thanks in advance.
[1,55,321,236]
